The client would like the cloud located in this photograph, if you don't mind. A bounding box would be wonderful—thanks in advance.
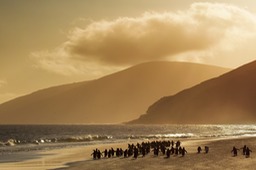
[31,47,124,79]
[32,2,256,76]
[0,80,7,88]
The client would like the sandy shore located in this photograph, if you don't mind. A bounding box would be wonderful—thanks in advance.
[0,142,133,170]
[57,137,256,170]
[0,137,255,170]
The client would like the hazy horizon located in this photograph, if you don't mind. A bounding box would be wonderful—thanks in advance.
[2,0,256,104]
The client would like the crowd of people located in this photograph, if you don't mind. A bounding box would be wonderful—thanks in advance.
[91,140,253,160]
[91,140,209,160]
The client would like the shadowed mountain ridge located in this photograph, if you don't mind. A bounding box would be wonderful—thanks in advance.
[129,60,256,124]
[0,61,229,124]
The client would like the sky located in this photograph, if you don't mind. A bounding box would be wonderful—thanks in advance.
[1,0,256,104]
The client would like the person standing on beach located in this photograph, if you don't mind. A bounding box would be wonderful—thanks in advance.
[97,149,103,159]
[91,149,97,159]
[171,140,174,147]
[245,147,252,158]
[178,146,183,154]
[205,146,209,153]
[154,147,159,156]
[241,145,246,155]
[124,149,128,158]
[111,148,115,157]
[197,146,202,153]
[134,147,139,159]
[181,147,187,157]
[108,149,112,158]
[120,148,123,156]
[176,140,181,148]
[142,147,146,157]
[116,148,120,157]
[170,146,175,155]
[175,147,179,155]
[231,146,239,156]
[103,149,108,158]
[166,148,171,158]
[161,145,166,155]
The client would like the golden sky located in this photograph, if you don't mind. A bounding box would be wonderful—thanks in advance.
[1,0,256,103]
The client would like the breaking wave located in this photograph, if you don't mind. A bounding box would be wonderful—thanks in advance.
[0,135,114,146]
[1,124,256,149]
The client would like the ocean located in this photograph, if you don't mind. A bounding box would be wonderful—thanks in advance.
[1,124,256,156]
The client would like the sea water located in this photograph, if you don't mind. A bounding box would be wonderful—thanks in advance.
[1,124,256,156]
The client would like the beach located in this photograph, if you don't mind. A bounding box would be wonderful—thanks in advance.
[0,137,255,170]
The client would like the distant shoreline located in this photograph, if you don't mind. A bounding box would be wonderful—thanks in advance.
[1,136,254,170]
[56,136,256,170]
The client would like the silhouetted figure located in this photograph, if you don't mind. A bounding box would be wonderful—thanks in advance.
[128,148,133,157]
[97,149,102,159]
[181,147,187,157]
[170,146,175,155]
[134,147,139,159]
[245,147,252,158]
[231,146,239,156]
[137,142,140,149]
[116,148,120,157]
[109,149,113,158]
[171,140,174,147]
[241,145,247,155]
[197,146,202,153]
[175,147,179,155]
[103,149,108,158]
[124,149,128,158]
[146,146,150,154]
[166,148,171,158]
[167,140,171,147]
[91,149,97,159]
[205,146,209,154]
[120,148,123,156]
[154,147,159,156]
[111,148,115,157]
[161,145,166,155]
[142,147,146,157]
[176,140,181,148]
[179,146,183,154]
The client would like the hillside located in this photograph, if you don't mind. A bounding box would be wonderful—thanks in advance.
[0,61,229,124]
[130,60,256,124]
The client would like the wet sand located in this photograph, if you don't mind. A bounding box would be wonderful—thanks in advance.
[0,137,255,170]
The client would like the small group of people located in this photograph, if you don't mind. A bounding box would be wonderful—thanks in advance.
[231,145,252,158]
[91,147,126,159]
[164,146,188,158]
[91,148,103,159]
[197,146,209,154]
[151,140,187,157]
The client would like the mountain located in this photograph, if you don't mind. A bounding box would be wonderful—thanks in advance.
[0,61,229,124]
[130,60,256,124]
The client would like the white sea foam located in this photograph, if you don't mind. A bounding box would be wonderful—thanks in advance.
[5,139,16,146]
[1,124,256,153]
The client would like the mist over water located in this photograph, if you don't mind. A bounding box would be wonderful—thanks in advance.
[1,124,256,154]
